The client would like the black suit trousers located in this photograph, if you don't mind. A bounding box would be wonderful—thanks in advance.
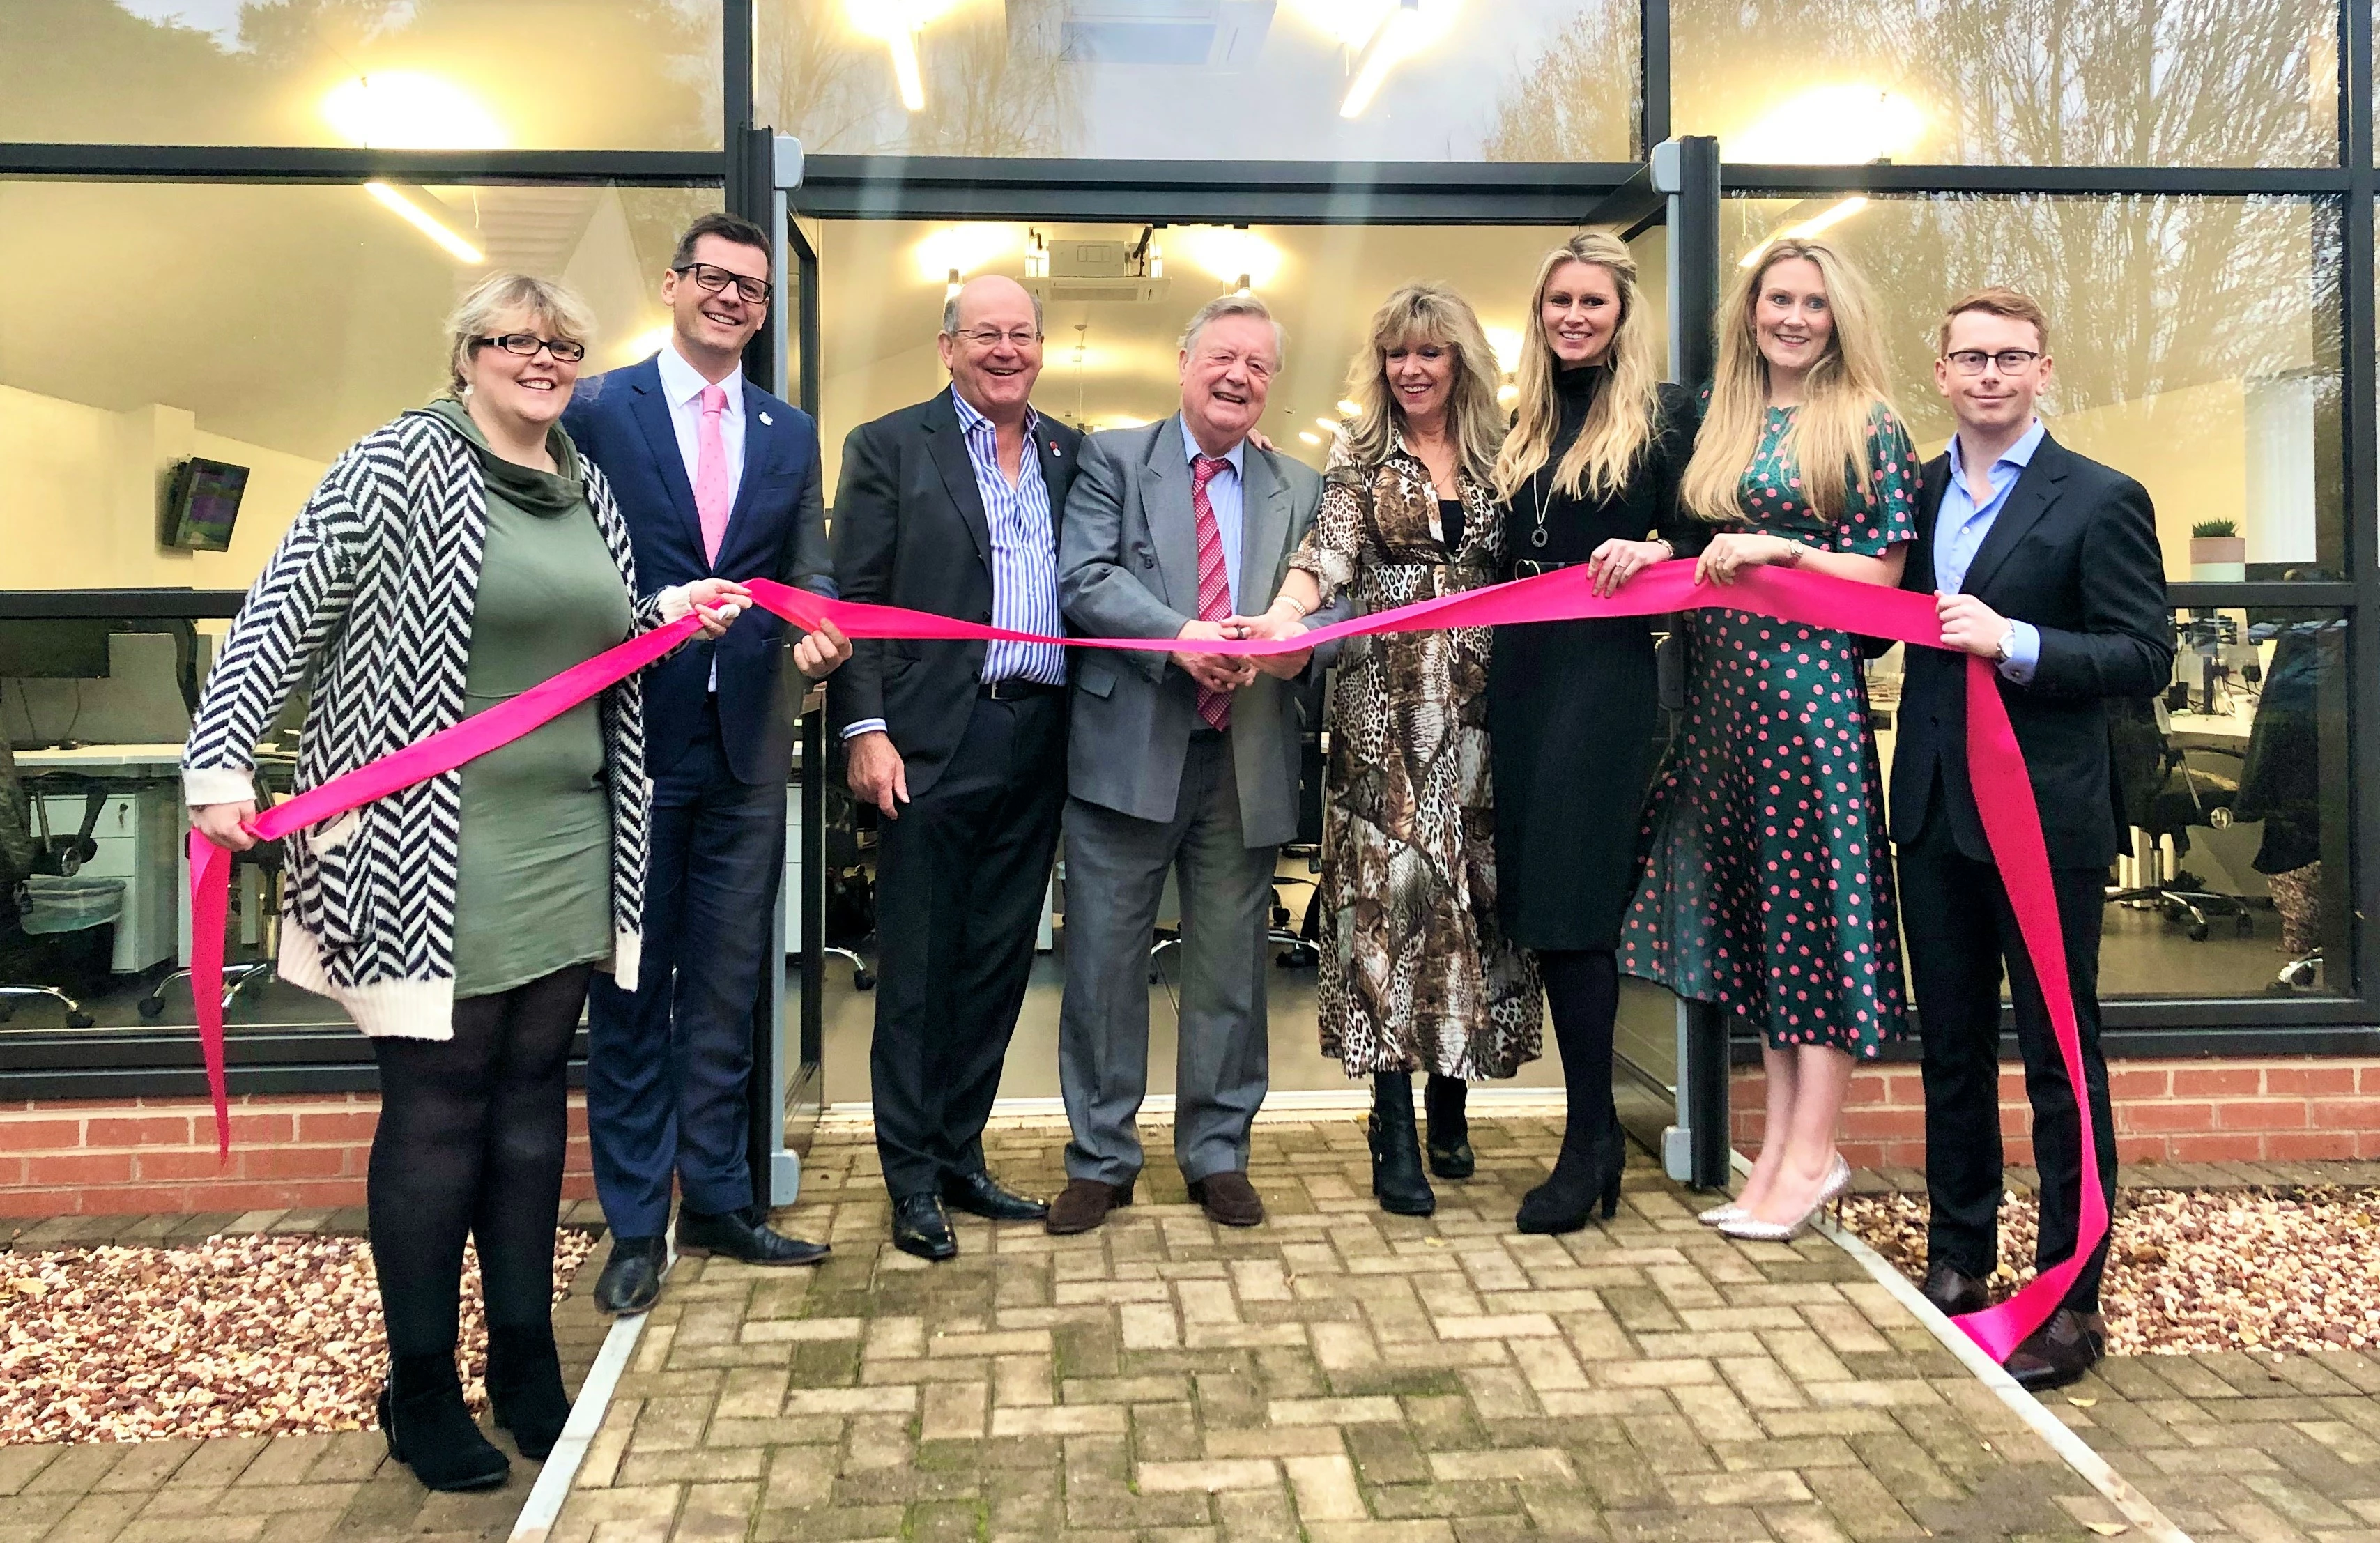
[1900,785,2117,1314]
[868,690,1068,1197]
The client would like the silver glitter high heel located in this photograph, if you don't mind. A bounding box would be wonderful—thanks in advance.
[1696,1201,1746,1227]
[1717,1154,1850,1243]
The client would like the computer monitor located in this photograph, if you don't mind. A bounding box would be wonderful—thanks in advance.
[162,457,249,552]
[0,618,112,680]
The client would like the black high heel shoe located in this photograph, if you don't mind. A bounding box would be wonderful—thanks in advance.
[380,1353,510,1491]
[486,1319,571,1461]
[1368,1073,1436,1217]
[1424,1075,1473,1179]
[1514,1103,1626,1234]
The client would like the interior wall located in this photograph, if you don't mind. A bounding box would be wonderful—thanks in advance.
[0,383,325,592]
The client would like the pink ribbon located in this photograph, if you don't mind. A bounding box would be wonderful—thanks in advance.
[187,564,2092,1360]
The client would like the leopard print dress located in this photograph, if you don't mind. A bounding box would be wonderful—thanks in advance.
[1290,432,1543,1080]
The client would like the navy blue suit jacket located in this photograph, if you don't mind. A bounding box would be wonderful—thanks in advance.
[565,355,834,785]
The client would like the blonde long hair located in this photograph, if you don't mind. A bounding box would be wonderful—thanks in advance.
[1681,238,1894,523]
[1491,230,1662,504]
[1339,282,1506,483]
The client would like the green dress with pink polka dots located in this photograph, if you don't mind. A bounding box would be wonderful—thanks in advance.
[1619,402,1919,1057]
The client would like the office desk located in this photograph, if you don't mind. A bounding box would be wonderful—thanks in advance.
[16,744,190,972]
[2167,708,2254,751]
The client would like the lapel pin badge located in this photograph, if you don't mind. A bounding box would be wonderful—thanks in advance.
[759,410,774,426]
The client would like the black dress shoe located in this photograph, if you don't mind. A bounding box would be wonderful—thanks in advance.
[592,1235,670,1316]
[675,1206,831,1266]
[942,1169,1050,1222]
[2003,1307,2105,1392]
[1920,1262,1990,1319]
[892,1193,959,1260]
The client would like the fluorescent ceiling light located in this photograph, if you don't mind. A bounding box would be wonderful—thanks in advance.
[1339,0,1461,118]
[1335,399,1361,417]
[845,0,962,113]
[1737,196,1871,268]
[322,72,505,149]
[1172,227,1282,290]
[1482,326,1522,374]
[364,183,484,264]
[1314,416,1342,433]
[617,321,673,364]
[914,224,1022,284]
[1298,430,1323,445]
[1730,86,1923,164]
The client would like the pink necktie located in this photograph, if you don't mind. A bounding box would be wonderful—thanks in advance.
[1190,454,1233,732]
[696,384,730,567]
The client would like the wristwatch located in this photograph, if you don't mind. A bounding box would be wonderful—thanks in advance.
[1993,624,2016,663]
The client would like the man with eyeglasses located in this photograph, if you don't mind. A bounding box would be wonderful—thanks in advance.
[565,210,853,1313]
[1889,287,2170,1390]
[827,275,1081,1259]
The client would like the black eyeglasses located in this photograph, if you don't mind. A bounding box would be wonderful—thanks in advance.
[1944,348,2043,375]
[473,332,587,363]
[672,261,772,304]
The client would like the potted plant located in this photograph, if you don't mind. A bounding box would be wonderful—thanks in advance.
[2189,518,2246,581]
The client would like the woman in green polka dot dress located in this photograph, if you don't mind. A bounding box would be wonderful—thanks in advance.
[1620,239,1917,1241]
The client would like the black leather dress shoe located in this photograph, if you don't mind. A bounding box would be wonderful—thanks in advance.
[592,1234,670,1315]
[2003,1307,2105,1392]
[1920,1262,1990,1319]
[942,1169,1050,1222]
[892,1193,958,1261]
[675,1206,830,1266]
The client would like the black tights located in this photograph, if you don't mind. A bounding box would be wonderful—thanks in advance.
[369,964,591,1360]
[1538,949,1619,1161]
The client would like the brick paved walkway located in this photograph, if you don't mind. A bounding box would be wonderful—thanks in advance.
[551,1113,2109,1542]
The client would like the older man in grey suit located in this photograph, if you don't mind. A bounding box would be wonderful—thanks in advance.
[1047,294,1328,1234]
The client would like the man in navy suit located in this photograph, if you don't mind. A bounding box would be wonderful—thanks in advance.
[565,212,852,1314]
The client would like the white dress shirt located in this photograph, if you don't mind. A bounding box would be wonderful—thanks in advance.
[1180,416,1246,613]
[655,341,746,516]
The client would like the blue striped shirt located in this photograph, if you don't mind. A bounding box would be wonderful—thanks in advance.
[952,388,1066,686]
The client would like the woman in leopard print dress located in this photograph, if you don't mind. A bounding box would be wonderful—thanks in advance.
[1264,282,1541,1218]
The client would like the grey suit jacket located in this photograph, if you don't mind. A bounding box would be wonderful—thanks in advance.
[1059,415,1328,848]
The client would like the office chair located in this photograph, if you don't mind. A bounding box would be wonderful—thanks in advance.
[817,779,873,991]
[138,770,284,1020]
[2104,741,2256,942]
[0,753,94,1027]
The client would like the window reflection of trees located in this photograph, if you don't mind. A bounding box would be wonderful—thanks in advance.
[0,0,718,151]
[760,0,1078,158]
[1673,0,2332,168]
[1481,5,1639,162]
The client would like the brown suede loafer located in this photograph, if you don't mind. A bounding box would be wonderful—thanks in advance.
[1187,1170,1265,1227]
[1046,1176,1135,1236]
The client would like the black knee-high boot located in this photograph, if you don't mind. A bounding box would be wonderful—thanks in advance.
[1368,1073,1435,1216]
[1517,950,1626,1234]
[1424,1075,1473,1179]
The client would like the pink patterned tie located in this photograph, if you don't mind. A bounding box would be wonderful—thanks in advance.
[696,384,730,567]
[1190,454,1234,732]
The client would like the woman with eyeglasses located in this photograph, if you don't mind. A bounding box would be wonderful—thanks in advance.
[184,272,746,1492]
[1620,238,1917,1241]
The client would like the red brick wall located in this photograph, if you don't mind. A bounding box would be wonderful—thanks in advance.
[1730,1057,2380,1171]
[0,1093,596,1218]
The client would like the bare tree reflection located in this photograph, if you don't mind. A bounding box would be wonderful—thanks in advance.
[760,0,1078,157]
[1481,5,1639,162]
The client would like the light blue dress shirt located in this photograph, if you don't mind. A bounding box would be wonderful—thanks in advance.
[1181,415,1246,614]
[1936,417,2047,684]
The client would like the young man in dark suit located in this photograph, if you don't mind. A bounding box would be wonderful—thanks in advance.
[565,212,852,1312]
[828,275,1080,1261]
[1891,288,2172,1389]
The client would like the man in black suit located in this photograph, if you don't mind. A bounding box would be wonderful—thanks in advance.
[829,275,1081,1260]
[1891,287,2171,1390]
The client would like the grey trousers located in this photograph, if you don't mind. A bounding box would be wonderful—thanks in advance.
[1059,732,1278,1185]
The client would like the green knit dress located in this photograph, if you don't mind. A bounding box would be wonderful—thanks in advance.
[418,400,633,999]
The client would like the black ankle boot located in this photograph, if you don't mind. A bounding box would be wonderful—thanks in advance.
[1368,1073,1435,1217]
[381,1352,510,1491]
[1516,1104,1625,1235]
[486,1319,571,1461]
[1424,1075,1473,1179]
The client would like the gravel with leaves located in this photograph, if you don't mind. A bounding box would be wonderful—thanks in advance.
[0,1230,594,1444]
[1840,1185,2380,1356]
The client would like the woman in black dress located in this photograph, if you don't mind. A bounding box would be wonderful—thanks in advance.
[1488,230,1700,1234]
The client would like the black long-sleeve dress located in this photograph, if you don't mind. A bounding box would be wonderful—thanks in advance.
[1487,371,1699,952]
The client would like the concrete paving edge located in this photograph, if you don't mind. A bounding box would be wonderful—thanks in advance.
[507,1287,648,1543]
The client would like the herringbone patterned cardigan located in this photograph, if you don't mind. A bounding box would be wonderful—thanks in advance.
[183,410,675,1038]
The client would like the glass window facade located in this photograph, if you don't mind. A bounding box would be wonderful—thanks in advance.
[0,1,721,151]
[758,0,1641,161]
[2,0,2374,1080]
[1673,0,2337,167]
